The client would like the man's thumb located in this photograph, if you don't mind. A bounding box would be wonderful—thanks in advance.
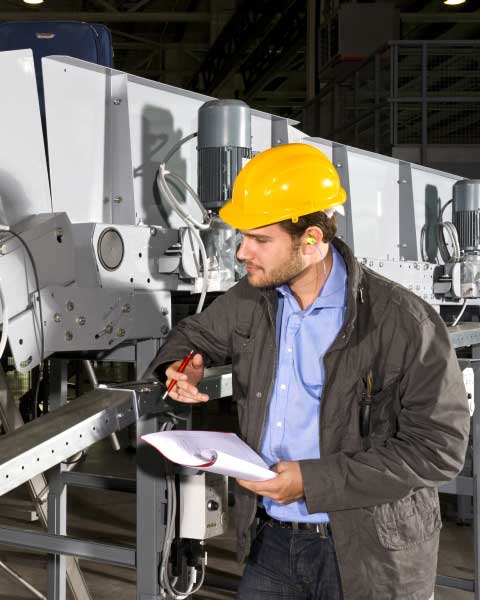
[192,353,204,368]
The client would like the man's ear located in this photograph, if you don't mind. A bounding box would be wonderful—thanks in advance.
[303,227,324,249]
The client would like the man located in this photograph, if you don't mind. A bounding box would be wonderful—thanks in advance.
[147,143,469,599]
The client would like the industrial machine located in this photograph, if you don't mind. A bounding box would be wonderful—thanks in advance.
[0,48,479,599]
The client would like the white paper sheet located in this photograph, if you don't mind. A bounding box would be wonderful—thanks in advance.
[141,430,277,481]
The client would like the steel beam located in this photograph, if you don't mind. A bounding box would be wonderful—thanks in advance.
[0,12,211,23]
[0,527,136,568]
[306,0,316,101]
[126,0,155,12]
[0,380,189,497]
[188,0,297,95]
[88,0,118,12]
[241,0,306,102]
[401,12,480,24]
[61,472,136,493]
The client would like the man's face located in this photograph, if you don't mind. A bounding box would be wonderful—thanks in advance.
[236,224,304,288]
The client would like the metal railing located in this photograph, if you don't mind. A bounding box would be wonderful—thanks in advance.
[303,41,480,159]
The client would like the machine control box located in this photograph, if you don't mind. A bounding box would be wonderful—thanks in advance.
[179,472,228,540]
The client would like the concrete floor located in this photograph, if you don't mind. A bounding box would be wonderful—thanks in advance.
[0,437,475,599]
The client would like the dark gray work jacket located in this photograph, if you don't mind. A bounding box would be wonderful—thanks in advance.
[147,237,470,600]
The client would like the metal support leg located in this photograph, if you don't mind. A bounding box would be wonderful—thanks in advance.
[83,360,121,451]
[47,470,67,600]
[473,345,480,600]
[137,415,167,600]
[457,495,472,523]
[48,360,68,600]
[135,340,166,600]
[0,364,92,600]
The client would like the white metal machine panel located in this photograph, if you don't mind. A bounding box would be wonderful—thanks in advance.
[9,285,171,372]
[288,125,310,145]
[91,223,179,290]
[43,57,294,232]
[359,257,436,302]
[0,214,75,319]
[0,50,51,224]
[410,164,460,251]
[304,137,333,161]
[126,75,205,229]
[43,57,109,223]
[251,114,272,153]
[348,152,401,260]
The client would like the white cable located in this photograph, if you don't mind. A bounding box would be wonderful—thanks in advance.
[163,132,198,165]
[165,171,210,224]
[159,420,206,599]
[156,164,209,313]
[452,298,469,327]
[420,224,429,263]
[438,221,461,264]
[187,225,209,314]
[0,277,9,361]
[157,165,210,231]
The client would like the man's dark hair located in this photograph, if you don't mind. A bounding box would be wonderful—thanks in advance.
[278,211,337,243]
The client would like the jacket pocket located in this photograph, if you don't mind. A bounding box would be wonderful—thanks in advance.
[359,376,401,447]
[373,487,442,550]
[231,329,255,400]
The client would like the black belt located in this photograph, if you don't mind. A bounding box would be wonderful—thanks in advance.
[256,507,331,537]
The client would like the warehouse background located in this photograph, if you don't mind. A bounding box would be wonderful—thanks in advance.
[2,0,479,178]
[0,1,478,599]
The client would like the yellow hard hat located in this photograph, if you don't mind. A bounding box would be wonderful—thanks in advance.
[219,143,346,230]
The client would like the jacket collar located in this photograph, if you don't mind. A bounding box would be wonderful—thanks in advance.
[330,237,363,348]
[261,236,364,349]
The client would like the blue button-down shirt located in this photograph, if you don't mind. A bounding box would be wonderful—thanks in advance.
[259,244,347,523]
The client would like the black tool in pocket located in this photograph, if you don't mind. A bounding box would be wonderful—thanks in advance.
[359,370,374,438]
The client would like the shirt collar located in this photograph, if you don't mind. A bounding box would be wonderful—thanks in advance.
[277,244,347,310]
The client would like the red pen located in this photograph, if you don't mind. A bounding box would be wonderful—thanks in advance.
[162,350,195,400]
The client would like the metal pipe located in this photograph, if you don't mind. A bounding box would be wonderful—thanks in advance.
[82,360,98,389]
[0,11,211,23]
[0,559,47,599]
[82,361,121,452]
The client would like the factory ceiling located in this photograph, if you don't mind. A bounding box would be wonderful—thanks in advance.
[1,0,480,120]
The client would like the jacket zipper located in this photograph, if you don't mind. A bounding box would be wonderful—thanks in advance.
[247,294,277,530]
[318,285,363,453]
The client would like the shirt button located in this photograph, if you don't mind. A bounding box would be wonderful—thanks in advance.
[287,347,292,353]
[280,384,286,390]
[276,421,282,428]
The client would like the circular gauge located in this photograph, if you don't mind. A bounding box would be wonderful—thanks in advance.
[97,228,124,271]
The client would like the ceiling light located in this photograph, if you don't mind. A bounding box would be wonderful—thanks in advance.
[23,0,44,4]
[443,0,466,5]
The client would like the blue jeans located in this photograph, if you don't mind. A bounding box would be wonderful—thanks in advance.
[237,522,343,600]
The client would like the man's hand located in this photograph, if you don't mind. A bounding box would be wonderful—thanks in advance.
[237,461,304,505]
[165,353,209,403]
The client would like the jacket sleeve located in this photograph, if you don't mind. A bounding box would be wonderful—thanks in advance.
[145,283,242,380]
[300,313,470,513]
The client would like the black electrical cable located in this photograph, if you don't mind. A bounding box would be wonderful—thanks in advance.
[2,230,45,415]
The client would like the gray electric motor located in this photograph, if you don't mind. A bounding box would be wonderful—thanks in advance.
[453,180,480,254]
[197,99,252,211]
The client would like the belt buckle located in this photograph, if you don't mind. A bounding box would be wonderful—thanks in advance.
[291,522,299,530]
[316,523,328,538]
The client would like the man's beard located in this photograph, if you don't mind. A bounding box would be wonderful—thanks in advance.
[247,247,304,288]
